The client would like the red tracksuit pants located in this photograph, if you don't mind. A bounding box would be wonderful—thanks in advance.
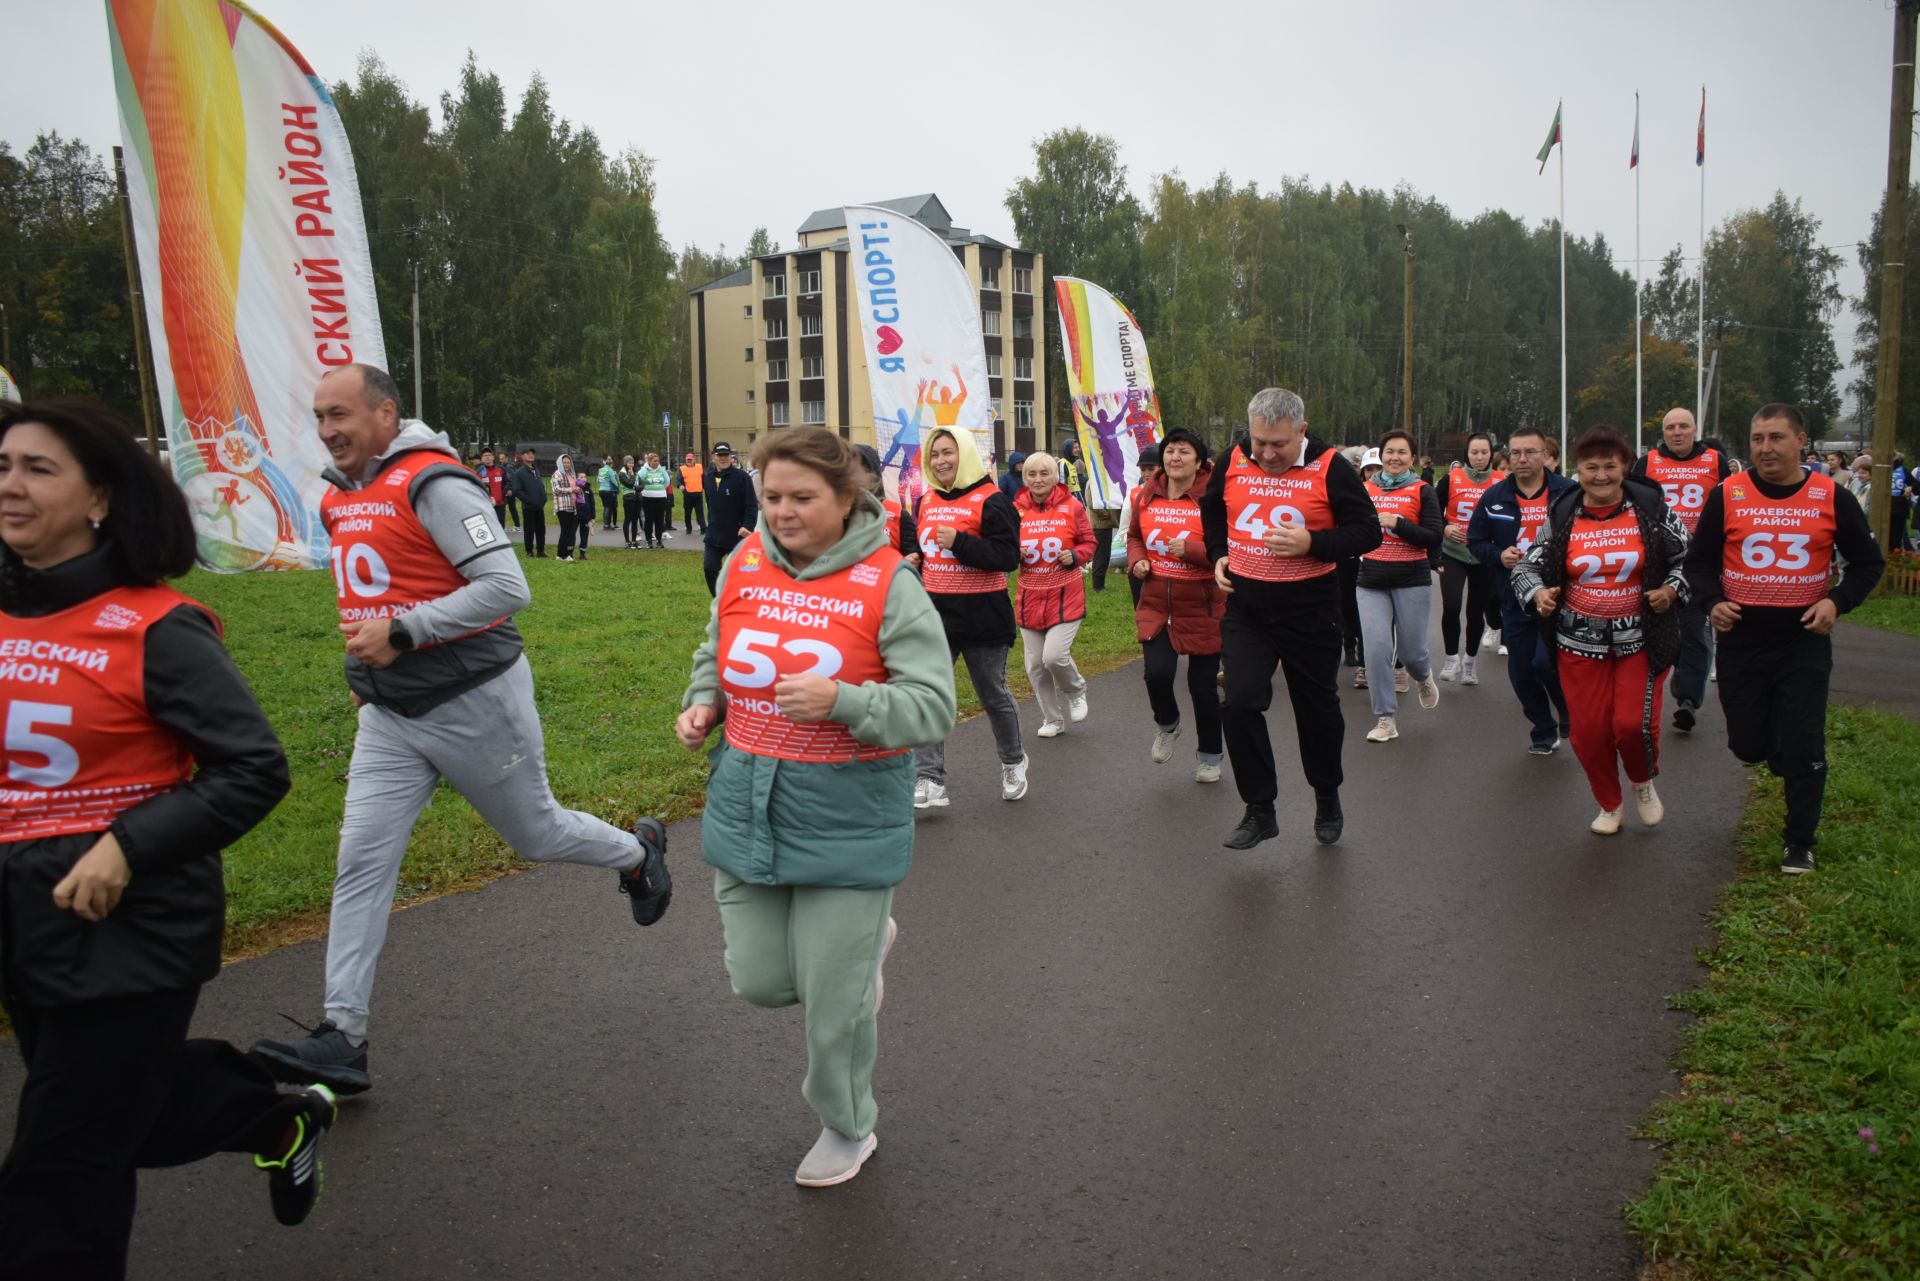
[1556,648,1666,812]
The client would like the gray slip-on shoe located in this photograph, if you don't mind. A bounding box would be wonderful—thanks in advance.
[794,1127,878,1188]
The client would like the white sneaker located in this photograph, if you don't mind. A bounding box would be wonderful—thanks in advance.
[873,917,897,1014]
[1194,758,1222,784]
[913,779,949,810]
[1710,658,1718,683]
[1634,781,1665,826]
[1461,655,1479,686]
[1590,808,1622,836]
[1394,668,1411,694]
[1482,625,1502,651]
[1151,725,1179,764]
[1001,755,1029,801]
[1066,691,1089,723]
[1440,655,1460,682]
[1366,715,1399,742]
[1036,719,1065,738]
[794,1127,878,1188]
[1497,642,1509,656]
[1416,673,1439,710]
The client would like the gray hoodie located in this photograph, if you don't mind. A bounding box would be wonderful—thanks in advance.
[325,420,530,716]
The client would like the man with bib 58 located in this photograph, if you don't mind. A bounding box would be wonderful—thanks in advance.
[1684,403,1882,875]
[250,365,671,1095]
[1201,388,1381,849]
[1631,407,1732,733]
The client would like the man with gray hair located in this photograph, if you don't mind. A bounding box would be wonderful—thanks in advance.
[1200,388,1382,849]
[249,363,671,1096]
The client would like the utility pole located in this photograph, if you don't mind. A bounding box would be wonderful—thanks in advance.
[112,146,161,459]
[1397,224,1414,435]
[408,198,424,418]
[1870,0,1920,565]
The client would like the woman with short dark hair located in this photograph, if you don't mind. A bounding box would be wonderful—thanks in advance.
[0,399,330,1275]
[1513,424,1691,835]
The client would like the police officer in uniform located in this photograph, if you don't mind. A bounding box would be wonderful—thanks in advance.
[1201,388,1382,849]
[251,365,671,1095]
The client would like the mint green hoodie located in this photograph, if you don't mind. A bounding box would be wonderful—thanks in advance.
[685,492,957,887]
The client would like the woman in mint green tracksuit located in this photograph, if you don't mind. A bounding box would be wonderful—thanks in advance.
[676,427,956,1188]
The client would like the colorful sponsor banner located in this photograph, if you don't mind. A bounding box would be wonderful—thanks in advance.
[0,365,20,402]
[1055,277,1161,510]
[843,205,993,511]
[107,0,385,572]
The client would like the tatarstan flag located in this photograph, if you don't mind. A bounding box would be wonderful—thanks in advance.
[1537,102,1562,173]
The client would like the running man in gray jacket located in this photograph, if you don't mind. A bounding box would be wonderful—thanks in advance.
[251,365,670,1096]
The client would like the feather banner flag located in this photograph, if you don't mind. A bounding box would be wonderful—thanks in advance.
[1054,277,1161,510]
[843,205,994,511]
[106,0,386,572]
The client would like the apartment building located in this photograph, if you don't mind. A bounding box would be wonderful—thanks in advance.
[688,194,1046,458]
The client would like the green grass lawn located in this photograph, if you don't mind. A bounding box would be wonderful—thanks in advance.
[1627,704,1920,1278]
[192,547,1149,953]
[1845,593,1920,638]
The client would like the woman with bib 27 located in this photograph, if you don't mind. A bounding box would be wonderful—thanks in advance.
[677,428,956,1188]
[1513,425,1689,836]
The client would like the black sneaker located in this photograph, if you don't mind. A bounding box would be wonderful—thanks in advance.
[619,817,672,926]
[1782,844,1815,875]
[250,1020,371,1095]
[1528,735,1560,756]
[1313,791,1344,845]
[255,1083,337,1226]
[1673,702,1697,734]
[1223,807,1279,850]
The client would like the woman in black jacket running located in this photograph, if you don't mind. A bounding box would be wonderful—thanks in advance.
[0,400,331,1280]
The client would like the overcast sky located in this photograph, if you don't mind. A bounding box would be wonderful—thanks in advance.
[9,0,1912,395]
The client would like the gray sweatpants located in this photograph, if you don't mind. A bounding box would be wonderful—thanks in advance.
[915,643,1024,782]
[1358,583,1433,718]
[322,657,639,1038]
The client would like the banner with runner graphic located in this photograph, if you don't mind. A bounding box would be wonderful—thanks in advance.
[107,0,385,571]
[843,204,992,512]
[1054,277,1162,511]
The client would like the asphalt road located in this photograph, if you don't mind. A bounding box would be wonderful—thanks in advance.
[1,606,1768,1281]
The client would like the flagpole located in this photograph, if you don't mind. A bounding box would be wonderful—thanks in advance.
[1635,92,1644,455]
[1696,85,1706,425]
[1558,109,1569,463]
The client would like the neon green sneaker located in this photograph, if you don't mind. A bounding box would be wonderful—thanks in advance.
[255,1083,337,1226]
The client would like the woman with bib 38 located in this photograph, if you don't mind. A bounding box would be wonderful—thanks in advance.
[1513,425,1690,836]
[677,428,956,1188]
[1014,452,1095,738]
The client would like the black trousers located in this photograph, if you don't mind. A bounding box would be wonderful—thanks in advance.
[503,494,520,526]
[0,986,296,1281]
[1337,558,1363,657]
[1220,593,1345,810]
[1716,625,1832,848]
[1439,557,1496,656]
[1143,629,1223,754]
[599,493,618,529]
[704,543,727,595]
[642,497,670,546]
[492,503,506,531]
[556,511,579,558]
[1089,524,1115,591]
[1670,598,1714,710]
[623,495,642,545]
[521,506,546,555]
[684,493,705,533]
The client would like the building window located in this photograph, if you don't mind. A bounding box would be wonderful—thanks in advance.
[986,354,1002,378]
[982,309,1001,336]
[1015,400,1034,429]
[767,358,788,381]
[800,313,823,337]
[765,274,786,298]
[744,304,753,318]
[747,389,756,404]
[1014,355,1033,379]
[1012,314,1032,338]
[981,264,1000,291]
[801,400,826,425]
[770,401,790,426]
[766,317,786,340]
[745,347,753,362]
[799,269,821,295]
[801,355,824,379]
[1013,267,1032,294]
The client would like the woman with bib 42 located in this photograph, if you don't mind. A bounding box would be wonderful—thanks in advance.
[1013,452,1095,738]
[678,428,956,1188]
[1513,425,1690,836]
[0,401,331,1278]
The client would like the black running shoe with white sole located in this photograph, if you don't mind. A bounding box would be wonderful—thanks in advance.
[256,1083,337,1226]
[250,1020,371,1095]
[620,817,672,926]
[1781,844,1815,875]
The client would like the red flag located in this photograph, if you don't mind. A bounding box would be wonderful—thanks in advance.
[1696,88,1705,167]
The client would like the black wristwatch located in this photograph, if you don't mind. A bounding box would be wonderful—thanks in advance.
[389,617,416,653]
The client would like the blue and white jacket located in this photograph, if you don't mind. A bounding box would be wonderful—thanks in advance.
[1466,471,1578,613]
